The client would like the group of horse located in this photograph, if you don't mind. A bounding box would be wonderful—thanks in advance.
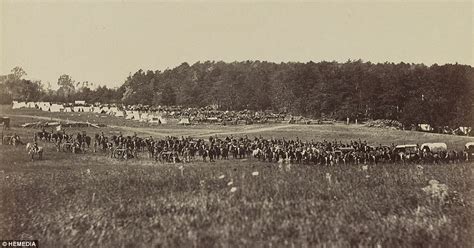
[54,132,471,165]
[2,133,44,160]
[5,129,471,165]
[35,129,92,154]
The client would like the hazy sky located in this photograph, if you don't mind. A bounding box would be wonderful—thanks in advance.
[1,1,472,88]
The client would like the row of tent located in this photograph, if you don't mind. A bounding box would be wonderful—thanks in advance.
[124,111,192,125]
[12,101,191,125]
[12,101,90,113]
[13,101,123,114]
[12,101,313,126]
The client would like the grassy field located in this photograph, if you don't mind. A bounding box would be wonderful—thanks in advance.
[1,106,473,247]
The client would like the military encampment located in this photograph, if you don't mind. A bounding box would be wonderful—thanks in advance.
[1,1,473,248]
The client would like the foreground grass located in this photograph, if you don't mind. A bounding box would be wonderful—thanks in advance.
[0,144,472,247]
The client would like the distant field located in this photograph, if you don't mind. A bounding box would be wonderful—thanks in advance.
[0,105,473,247]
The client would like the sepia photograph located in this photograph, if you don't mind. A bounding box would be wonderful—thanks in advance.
[0,0,472,247]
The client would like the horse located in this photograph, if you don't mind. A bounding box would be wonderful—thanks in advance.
[252,148,262,160]
[71,142,82,154]
[36,130,50,141]
[398,152,420,164]
[83,135,92,148]
[221,146,229,160]
[60,142,73,153]
[26,143,43,160]
[182,147,192,163]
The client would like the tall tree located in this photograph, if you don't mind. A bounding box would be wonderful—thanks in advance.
[56,74,75,100]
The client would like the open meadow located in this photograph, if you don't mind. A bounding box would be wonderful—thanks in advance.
[1,106,473,247]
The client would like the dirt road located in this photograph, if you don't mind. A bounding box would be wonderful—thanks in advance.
[110,123,296,137]
[192,124,295,137]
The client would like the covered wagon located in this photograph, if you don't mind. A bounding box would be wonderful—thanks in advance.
[420,143,447,153]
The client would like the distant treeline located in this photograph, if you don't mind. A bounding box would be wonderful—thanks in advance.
[1,60,473,128]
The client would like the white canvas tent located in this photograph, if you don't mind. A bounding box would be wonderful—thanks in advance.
[92,107,102,113]
[149,116,167,124]
[73,106,84,112]
[178,118,190,125]
[131,111,140,120]
[159,116,167,124]
[115,111,125,117]
[458,127,472,135]
[139,113,149,122]
[63,107,73,112]
[41,104,50,111]
[418,124,433,132]
[82,106,92,112]
[12,101,26,109]
[149,116,161,124]
[50,104,64,112]
[35,102,49,111]
[108,107,119,115]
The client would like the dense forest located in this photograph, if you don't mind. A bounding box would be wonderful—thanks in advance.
[1,60,473,128]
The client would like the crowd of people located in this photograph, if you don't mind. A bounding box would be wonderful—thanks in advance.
[25,129,472,165]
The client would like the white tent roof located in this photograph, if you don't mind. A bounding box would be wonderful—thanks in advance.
[149,117,160,123]
[132,111,140,120]
[63,107,73,112]
[159,116,167,124]
[12,101,26,109]
[149,116,167,124]
[50,104,64,112]
[178,118,190,124]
